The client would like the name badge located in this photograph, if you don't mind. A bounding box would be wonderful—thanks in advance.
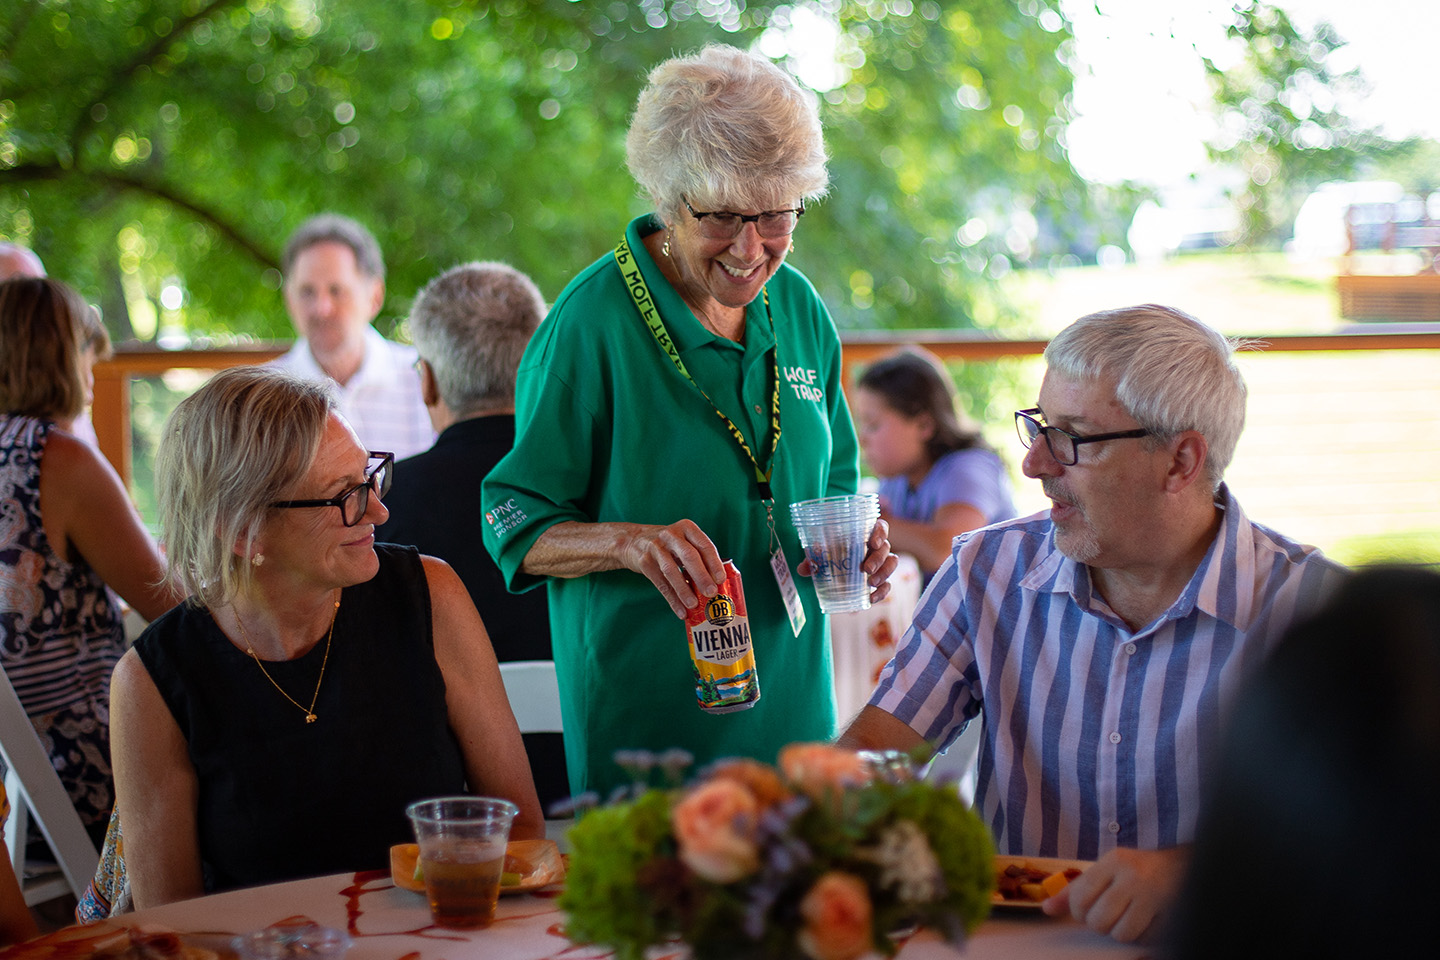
[770,547,806,638]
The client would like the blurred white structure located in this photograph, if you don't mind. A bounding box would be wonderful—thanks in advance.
[1288,180,1405,259]
[1128,185,1241,263]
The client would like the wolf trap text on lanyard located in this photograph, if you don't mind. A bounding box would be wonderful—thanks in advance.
[615,238,807,638]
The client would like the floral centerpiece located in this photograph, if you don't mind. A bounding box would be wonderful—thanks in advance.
[560,743,995,960]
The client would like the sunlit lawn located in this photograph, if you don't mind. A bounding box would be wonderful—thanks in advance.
[1000,250,1345,336]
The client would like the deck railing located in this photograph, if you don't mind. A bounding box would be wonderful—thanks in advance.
[92,328,1440,489]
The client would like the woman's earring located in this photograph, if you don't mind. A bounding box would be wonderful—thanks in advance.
[662,235,672,257]
[788,239,795,254]
[251,553,265,567]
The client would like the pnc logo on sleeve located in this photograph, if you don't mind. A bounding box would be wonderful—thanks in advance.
[484,498,528,538]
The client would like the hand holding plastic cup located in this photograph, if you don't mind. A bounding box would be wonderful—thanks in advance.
[406,796,518,929]
[789,493,881,614]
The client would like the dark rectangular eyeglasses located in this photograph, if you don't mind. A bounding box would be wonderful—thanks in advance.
[270,451,394,526]
[1014,409,1150,466]
[683,196,805,240]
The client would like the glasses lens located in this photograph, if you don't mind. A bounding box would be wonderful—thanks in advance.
[1049,430,1077,465]
[694,213,736,239]
[1016,412,1039,448]
[341,483,368,526]
[372,457,392,499]
[756,211,799,238]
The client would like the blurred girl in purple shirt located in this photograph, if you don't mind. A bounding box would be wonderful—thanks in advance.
[853,349,1017,579]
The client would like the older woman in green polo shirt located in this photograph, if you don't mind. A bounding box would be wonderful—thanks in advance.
[482,44,896,797]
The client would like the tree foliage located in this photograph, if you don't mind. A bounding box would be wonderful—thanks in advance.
[1,0,1083,342]
[1200,0,1393,245]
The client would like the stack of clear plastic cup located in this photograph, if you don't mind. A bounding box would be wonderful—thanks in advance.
[789,493,880,614]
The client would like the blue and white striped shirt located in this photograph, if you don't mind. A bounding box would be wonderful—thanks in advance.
[870,486,1346,859]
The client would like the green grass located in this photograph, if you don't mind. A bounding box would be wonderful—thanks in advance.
[1327,530,1440,570]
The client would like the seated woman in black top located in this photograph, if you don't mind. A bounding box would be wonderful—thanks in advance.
[110,366,543,908]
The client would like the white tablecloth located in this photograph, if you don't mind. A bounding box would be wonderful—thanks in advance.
[830,553,923,728]
[80,869,1144,960]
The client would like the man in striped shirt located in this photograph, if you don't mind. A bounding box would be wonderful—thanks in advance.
[840,304,1346,943]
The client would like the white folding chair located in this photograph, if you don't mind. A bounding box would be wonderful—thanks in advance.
[499,660,564,735]
[497,660,572,848]
[0,669,100,904]
[925,718,982,808]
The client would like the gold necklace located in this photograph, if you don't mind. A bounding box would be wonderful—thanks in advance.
[232,593,340,723]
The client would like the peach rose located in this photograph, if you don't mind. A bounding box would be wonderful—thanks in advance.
[670,778,760,883]
[708,758,792,811]
[798,872,874,960]
[779,742,871,798]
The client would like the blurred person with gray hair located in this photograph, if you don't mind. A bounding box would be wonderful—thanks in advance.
[376,261,564,806]
[841,304,1347,944]
[273,213,433,458]
[0,242,45,280]
[483,44,896,798]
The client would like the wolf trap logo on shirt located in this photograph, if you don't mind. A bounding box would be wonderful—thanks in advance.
[484,498,528,538]
[783,366,824,403]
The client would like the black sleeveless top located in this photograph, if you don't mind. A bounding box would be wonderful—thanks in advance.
[135,544,466,891]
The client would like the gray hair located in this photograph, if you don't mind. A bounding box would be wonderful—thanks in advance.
[156,366,335,607]
[409,261,545,415]
[282,213,385,279]
[1043,304,1247,488]
[626,44,829,221]
[0,242,45,280]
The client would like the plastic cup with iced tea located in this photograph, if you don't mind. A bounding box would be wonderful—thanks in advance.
[405,797,518,929]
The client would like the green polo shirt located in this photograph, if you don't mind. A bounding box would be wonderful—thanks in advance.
[483,215,859,797]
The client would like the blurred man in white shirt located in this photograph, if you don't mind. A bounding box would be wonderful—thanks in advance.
[273,214,433,458]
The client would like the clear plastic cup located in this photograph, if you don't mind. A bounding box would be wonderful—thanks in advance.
[234,923,351,960]
[789,494,880,614]
[406,797,518,929]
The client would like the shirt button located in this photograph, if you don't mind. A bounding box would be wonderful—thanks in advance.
[1125,643,1137,655]
[1109,731,1122,744]
[1108,821,1121,834]
[754,404,763,415]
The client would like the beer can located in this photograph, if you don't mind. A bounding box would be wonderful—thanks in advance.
[685,559,761,714]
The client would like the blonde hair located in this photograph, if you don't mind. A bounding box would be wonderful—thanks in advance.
[626,44,829,220]
[0,277,111,421]
[156,366,334,607]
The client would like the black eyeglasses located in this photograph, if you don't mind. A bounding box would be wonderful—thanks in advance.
[682,196,805,240]
[1014,409,1151,466]
[270,451,394,526]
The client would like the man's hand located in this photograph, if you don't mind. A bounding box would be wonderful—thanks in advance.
[1042,846,1189,943]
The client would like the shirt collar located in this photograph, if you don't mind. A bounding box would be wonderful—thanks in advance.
[1020,483,1247,631]
[345,325,395,390]
[624,215,775,357]
[287,324,387,389]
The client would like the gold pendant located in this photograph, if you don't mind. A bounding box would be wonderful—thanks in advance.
[305,713,317,723]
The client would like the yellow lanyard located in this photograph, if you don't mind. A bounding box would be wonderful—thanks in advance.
[614,238,782,502]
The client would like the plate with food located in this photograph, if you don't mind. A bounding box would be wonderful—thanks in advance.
[0,922,221,960]
[389,838,564,896]
[991,855,1089,910]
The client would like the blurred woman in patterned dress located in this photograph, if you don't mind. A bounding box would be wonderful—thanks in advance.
[0,277,179,845]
